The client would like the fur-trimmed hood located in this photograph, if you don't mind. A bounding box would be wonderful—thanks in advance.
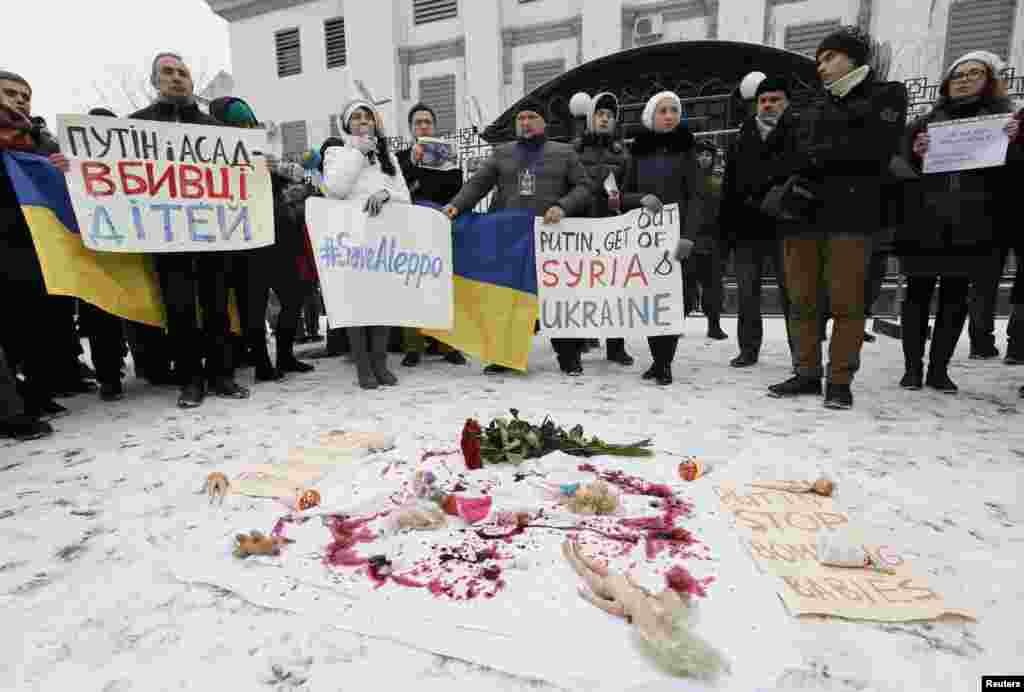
[629,126,695,156]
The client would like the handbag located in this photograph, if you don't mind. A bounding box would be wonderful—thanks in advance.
[760,175,819,223]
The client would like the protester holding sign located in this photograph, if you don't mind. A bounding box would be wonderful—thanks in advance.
[571,91,634,367]
[896,51,1021,393]
[321,99,412,389]
[127,52,251,408]
[396,102,467,369]
[443,97,592,376]
[620,91,699,386]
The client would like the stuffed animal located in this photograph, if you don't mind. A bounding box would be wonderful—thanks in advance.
[204,472,230,505]
[566,481,619,515]
[233,530,294,559]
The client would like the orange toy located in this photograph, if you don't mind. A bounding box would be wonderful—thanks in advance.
[678,458,709,482]
[233,530,294,559]
[297,489,321,511]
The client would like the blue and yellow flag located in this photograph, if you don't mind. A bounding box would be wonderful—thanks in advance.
[422,209,538,371]
[1,150,166,328]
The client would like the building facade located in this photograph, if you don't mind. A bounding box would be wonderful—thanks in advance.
[206,0,1023,159]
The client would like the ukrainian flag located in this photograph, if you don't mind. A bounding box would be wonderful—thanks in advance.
[2,150,166,327]
[422,209,538,371]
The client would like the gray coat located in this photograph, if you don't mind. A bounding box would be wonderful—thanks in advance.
[448,138,591,217]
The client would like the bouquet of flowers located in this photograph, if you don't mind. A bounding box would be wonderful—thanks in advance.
[462,409,653,467]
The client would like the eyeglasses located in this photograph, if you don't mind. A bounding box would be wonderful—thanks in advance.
[950,68,988,82]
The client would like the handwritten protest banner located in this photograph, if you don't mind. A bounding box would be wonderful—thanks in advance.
[922,113,1013,174]
[57,115,273,252]
[305,197,453,329]
[535,204,683,338]
[714,482,974,622]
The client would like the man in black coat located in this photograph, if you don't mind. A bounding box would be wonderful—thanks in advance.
[766,27,908,409]
[571,92,634,366]
[720,76,801,368]
[395,102,467,367]
[129,52,249,408]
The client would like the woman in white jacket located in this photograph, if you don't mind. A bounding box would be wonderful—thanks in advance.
[321,100,412,389]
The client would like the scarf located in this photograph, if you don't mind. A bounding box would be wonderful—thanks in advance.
[515,133,547,169]
[825,64,871,99]
[755,113,779,141]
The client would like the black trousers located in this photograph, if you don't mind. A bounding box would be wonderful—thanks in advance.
[648,335,679,366]
[155,253,232,383]
[79,301,126,385]
[968,247,1009,351]
[902,275,970,369]
[864,251,887,318]
[0,345,24,421]
[0,276,64,401]
[551,338,584,368]
[231,247,308,352]
[684,248,723,322]
[734,238,793,359]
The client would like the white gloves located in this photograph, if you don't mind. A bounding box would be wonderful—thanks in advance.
[364,189,390,216]
[640,194,663,214]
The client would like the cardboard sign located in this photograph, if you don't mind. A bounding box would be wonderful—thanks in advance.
[923,113,1013,174]
[535,204,683,338]
[58,115,274,252]
[305,197,453,329]
[715,482,975,622]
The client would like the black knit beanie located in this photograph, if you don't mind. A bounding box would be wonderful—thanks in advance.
[515,96,548,121]
[816,26,871,67]
[755,76,790,99]
[407,102,437,129]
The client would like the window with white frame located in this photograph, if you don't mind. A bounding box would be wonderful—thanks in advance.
[523,59,565,95]
[413,0,458,25]
[784,19,841,57]
[281,120,309,161]
[944,0,1017,71]
[275,28,302,77]
[324,17,347,69]
[418,74,457,135]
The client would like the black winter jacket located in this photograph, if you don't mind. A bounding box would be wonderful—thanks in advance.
[129,99,220,126]
[573,133,629,218]
[621,127,700,240]
[396,148,463,205]
[780,75,908,237]
[896,96,1020,257]
[719,110,801,245]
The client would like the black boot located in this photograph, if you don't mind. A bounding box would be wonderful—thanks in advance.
[606,339,634,366]
[706,321,728,340]
[651,362,672,386]
[402,352,422,367]
[100,380,125,401]
[768,375,822,398]
[0,414,53,441]
[899,362,923,390]
[348,327,378,389]
[444,350,467,365]
[925,366,958,393]
[730,352,758,368]
[369,326,397,386]
[178,378,206,408]
[824,383,854,409]
[211,375,250,399]
[275,328,314,375]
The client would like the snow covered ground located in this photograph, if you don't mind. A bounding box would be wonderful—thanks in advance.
[2,318,1021,692]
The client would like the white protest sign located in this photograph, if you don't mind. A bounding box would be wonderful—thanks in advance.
[305,198,453,329]
[536,203,683,338]
[922,113,1013,174]
[57,115,273,252]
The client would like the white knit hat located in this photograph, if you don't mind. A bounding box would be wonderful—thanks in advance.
[641,91,682,131]
[947,51,1006,80]
[340,99,381,134]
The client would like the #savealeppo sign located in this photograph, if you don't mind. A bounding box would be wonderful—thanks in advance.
[58,115,273,252]
[714,482,974,622]
[535,204,683,338]
[305,197,453,329]
[922,113,1013,174]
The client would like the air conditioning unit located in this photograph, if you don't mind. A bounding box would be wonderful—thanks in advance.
[634,13,664,41]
